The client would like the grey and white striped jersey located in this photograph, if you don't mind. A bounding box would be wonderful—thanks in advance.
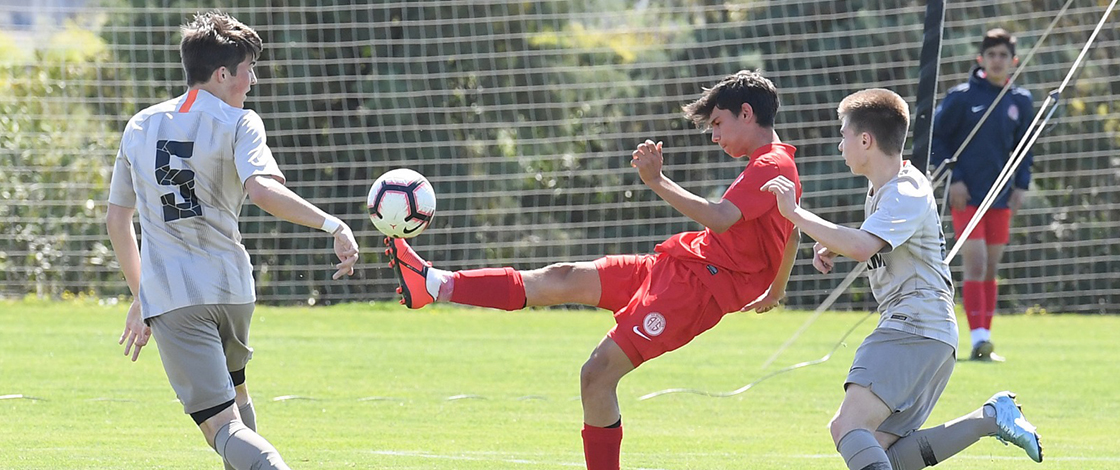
[860,161,958,349]
[108,89,283,319]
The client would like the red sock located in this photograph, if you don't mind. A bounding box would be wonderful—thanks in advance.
[449,267,526,311]
[963,281,985,331]
[983,279,998,330]
[582,423,623,470]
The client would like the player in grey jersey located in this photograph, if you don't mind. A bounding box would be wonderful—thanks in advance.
[762,89,1042,470]
[106,11,358,470]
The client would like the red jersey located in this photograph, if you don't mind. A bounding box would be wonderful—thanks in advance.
[655,143,800,312]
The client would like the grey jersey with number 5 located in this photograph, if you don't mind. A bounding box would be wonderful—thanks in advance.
[859,161,957,349]
[108,89,284,319]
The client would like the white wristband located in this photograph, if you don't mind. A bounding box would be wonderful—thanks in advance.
[320,215,343,234]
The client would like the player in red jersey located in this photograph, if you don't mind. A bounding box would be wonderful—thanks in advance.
[386,70,800,470]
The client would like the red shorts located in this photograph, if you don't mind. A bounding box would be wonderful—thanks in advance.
[950,206,1011,244]
[594,253,728,367]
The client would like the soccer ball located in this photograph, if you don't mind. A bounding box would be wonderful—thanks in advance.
[367,168,436,238]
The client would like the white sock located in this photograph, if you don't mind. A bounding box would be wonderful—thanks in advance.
[426,267,452,300]
[970,328,990,347]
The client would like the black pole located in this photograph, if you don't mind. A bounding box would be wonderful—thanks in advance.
[911,0,946,172]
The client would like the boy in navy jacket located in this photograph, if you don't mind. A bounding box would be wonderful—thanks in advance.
[930,28,1034,361]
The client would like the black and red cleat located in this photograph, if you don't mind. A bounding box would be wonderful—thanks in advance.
[385,237,434,309]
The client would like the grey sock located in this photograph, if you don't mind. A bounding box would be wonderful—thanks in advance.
[213,420,290,470]
[886,407,997,469]
[223,402,259,470]
[838,428,892,470]
[240,401,257,431]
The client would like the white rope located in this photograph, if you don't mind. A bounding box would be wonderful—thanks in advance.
[638,311,874,400]
[759,263,866,370]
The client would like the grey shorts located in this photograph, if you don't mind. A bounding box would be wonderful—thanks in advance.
[846,327,955,437]
[148,303,255,414]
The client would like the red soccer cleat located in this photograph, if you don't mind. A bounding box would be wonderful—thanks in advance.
[385,237,435,309]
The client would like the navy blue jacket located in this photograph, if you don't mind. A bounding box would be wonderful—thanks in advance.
[930,67,1034,209]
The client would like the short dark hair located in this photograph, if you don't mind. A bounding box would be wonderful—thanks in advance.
[837,88,910,156]
[683,70,780,129]
[180,10,263,86]
[980,28,1016,56]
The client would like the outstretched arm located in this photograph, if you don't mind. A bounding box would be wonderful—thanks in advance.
[743,228,800,313]
[761,176,886,262]
[245,175,359,279]
[631,139,742,233]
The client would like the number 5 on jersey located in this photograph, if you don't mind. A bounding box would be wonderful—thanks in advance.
[156,140,202,222]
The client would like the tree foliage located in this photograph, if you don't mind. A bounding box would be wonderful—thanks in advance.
[2,1,1115,311]
[1,26,119,296]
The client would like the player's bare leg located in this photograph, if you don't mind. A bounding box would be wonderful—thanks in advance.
[830,384,896,470]
[200,403,289,470]
[960,239,987,281]
[522,262,602,307]
[580,336,635,470]
[580,336,634,425]
[984,243,1006,281]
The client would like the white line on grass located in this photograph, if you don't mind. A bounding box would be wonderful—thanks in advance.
[0,394,43,401]
[372,449,1120,467]
[781,453,1120,463]
[370,450,671,470]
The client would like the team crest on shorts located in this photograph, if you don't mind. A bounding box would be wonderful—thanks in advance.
[643,312,666,336]
[1008,104,1020,122]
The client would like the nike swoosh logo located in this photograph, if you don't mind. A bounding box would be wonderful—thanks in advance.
[632,326,652,342]
[971,105,985,113]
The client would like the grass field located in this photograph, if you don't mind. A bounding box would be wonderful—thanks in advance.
[2,299,1118,469]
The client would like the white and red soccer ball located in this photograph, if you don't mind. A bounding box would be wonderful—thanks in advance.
[367,168,436,238]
